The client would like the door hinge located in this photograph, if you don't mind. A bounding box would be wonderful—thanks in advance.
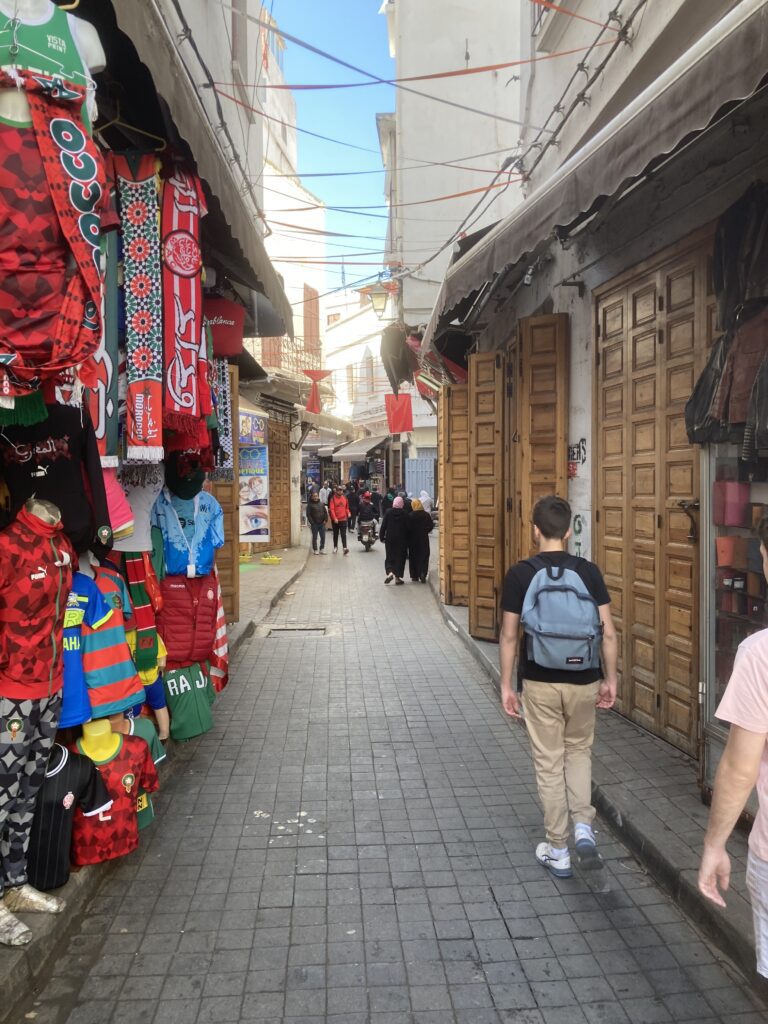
[657,513,662,528]
[657,329,664,346]
[658,295,664,312]
[506,383,514,398]
[495,352,502,369]
[595,509,600,523]
[596,322,601,340]
[656,693,661,710]
[595,348,601,367]
[506,497,513,512]
[518,499,522,517]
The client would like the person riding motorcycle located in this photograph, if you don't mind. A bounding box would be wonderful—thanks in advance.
[357,491,378,540]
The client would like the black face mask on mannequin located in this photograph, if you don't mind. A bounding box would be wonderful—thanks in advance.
[165,452,205,500]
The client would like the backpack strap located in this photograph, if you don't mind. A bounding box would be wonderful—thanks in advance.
[525,553,578,581]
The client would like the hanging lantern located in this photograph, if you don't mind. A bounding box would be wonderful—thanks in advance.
[303,369,331,415]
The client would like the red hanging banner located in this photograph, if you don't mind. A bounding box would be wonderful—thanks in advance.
[303,369,331,415]
[385,393,413,433]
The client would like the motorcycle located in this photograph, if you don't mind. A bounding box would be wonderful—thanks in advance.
[358,519,378,552]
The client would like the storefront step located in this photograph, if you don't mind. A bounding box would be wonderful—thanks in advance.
[427,570,765,993]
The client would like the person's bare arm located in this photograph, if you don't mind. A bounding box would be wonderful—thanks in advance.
[499,611,521,718]
[597,603,618,709]
[699,724,765,907]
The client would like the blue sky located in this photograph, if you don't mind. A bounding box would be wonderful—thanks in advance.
[269,0,395,289]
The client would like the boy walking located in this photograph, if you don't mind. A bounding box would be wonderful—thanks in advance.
[499,495,618,878]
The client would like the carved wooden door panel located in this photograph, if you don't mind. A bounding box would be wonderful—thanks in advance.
[439,384,470,606]
[469,352,505,640]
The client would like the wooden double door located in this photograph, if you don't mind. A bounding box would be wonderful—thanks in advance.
[594,235,715,755]
[454,314,569,640]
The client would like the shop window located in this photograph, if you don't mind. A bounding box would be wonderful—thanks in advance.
[710,446,768,714]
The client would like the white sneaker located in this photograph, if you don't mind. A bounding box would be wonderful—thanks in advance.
[535,842,572,879]
[574,823,603,869]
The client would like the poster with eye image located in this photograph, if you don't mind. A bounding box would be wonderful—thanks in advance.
[239,444,270,541]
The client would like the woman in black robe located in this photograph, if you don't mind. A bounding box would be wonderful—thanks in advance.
[379,496,409,584]
[407,498,434,583]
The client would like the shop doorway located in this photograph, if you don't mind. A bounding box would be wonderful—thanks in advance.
[467,314,569,641]
[594,232,716,756]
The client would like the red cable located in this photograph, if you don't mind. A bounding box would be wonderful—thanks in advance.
[265,176,521,214]
[210,39,614,91]
[530,0,620,31]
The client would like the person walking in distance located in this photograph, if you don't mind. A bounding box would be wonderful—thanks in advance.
[346,483,360,532]
[370,486,383,520]
[408,498,434,583]
[379,495,409,584]
[499,495,618,878]
[328,485,350,555]
[318,480,331,507]
[305,491,328,555]
[698,516,768,978]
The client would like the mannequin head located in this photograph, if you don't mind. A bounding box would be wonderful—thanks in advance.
[25,497,61,526]
[80,718,120,761]
[165,451,205,500]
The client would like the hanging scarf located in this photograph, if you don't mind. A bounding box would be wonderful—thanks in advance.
[0,71,105,419]
[87,154,120,466]
[123,551,158,671]
[161,164,207,432]
[209,573,229,693]
[115,153,164,462]
[211,356,233,480]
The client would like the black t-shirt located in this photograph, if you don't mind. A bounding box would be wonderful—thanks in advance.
[27,744,112,891]
[501,551,610,685]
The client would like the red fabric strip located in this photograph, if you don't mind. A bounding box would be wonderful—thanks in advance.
[161,165,207,432]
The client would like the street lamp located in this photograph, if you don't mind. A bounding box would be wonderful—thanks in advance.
[368,280,389,319]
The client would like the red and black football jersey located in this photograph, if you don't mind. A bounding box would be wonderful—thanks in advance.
[70,735,158,866]
[27,744,112,891]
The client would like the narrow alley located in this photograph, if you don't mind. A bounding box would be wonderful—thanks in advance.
[22,551,765,1024]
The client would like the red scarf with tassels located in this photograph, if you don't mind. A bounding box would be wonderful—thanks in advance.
[161,164,207,433]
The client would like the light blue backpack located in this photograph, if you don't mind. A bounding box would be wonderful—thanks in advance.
[520,556,603,671]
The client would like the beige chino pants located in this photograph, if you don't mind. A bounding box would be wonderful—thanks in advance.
[522,679,600,847]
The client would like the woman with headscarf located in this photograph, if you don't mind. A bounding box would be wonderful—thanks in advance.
[408,498,434,583]
[379,495,409,585]
[419,490,434,513]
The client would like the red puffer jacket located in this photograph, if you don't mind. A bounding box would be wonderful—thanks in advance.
[0,506,75,698]
[157,573,218,668]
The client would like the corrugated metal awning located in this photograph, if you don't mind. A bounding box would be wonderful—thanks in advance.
[114,0,293,336]
[332,434,391,462]
[421,0,768,354]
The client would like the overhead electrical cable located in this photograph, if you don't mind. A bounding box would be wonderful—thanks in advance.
[211,39,614,91]
[262,175,520,213]
[217,0,554,132]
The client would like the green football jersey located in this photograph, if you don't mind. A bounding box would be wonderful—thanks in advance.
[128,716,165,830]
[163,662,215,741]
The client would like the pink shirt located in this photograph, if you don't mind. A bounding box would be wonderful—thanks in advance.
[716,628,768,860]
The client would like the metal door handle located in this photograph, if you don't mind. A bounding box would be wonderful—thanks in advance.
[677,499,700,542]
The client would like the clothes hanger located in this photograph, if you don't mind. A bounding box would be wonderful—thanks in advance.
[97,102,167,151]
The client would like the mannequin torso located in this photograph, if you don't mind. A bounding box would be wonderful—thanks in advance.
[0,1,105,123]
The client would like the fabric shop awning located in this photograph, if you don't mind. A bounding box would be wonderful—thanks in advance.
[421,0,768,354]
[113,0,293,337]
[332,434,391,463]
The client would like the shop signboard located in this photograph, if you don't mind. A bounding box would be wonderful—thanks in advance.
[239,411,268,445]
[239,444,270,542]
[306,457,321,489]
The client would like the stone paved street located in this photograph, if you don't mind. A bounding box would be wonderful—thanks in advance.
[20,545,766,1024]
